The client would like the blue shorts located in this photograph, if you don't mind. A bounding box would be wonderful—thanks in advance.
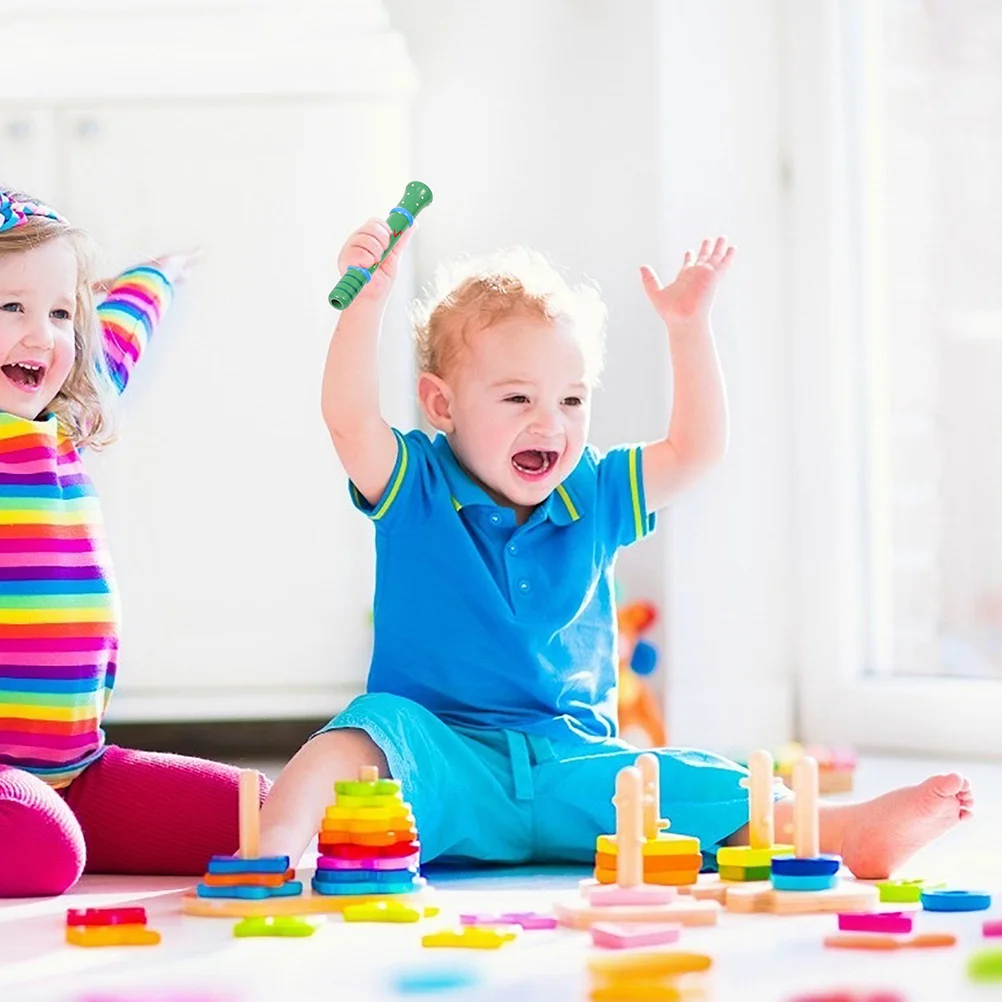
[317,693,758,866]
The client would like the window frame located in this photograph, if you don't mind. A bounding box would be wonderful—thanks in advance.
[789,0,1002,756]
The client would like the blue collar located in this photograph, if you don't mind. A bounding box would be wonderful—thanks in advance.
[431,434,582,526]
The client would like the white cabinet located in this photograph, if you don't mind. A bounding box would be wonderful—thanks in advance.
[0,3,417,721]
[0,111,58,198]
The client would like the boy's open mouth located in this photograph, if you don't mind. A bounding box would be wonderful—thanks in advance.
[1,362,46,391]
[511,449,559,480]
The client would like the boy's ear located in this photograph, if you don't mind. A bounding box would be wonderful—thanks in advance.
[417,372,455,433]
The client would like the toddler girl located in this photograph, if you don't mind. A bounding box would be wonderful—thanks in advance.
[0,187,268,898]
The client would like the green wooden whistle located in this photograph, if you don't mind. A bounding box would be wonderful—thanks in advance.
[329,181,433,310]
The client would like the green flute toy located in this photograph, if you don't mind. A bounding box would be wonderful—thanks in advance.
[328,181,434,310]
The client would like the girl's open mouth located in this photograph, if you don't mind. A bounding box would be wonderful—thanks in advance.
[1,361,46,392]
[511,449,559,481]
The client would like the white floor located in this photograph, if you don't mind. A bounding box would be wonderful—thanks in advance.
[2,755,1000,1002]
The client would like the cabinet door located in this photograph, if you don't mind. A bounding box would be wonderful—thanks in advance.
[0,109,58,201]
[59,100,414,719]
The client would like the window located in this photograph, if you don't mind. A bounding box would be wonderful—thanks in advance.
[791,0,1002,754]
[865,0,1002,683]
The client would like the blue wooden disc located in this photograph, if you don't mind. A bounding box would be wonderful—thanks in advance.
[771,871,838,892]
[375,868,419,882]
[394,967,479,994]
[311,879,383,896]
[311,868,380,884]
[771,854,841,877]
[312,866,419,885]
[196,880,302,900]
[206,855,291,875]
[921,889,992,912]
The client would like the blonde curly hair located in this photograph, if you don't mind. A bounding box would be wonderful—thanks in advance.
[0,190,114,449]
[411,247,608,385]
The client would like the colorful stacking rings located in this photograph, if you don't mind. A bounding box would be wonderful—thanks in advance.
[771,854,842,877]
[921,889,992,912]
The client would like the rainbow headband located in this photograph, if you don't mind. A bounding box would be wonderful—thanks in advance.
[0,192,67,233]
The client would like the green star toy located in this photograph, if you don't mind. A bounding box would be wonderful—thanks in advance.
[328,181,433,309]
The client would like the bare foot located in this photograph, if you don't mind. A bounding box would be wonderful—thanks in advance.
[828,773,973,879]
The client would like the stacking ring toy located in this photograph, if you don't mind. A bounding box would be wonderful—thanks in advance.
[921,889,992,912]
[772,854,842,877]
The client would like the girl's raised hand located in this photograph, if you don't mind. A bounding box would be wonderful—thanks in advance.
[151,247,203,285]
[91,247,203,293]
[640,236,735,326]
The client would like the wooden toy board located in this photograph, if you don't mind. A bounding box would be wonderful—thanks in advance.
[680,875,759,904]
[181,886,432,918]
[552,895,720,929]
[724,880,879,915]
[680,874,880,913]
[7,862,997,1002]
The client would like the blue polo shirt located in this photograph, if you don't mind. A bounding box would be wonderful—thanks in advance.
[349,429,656,742]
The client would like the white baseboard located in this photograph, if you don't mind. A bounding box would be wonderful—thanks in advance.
[103,687,361,724]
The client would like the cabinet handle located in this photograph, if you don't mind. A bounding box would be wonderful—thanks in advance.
[5,120,32,140]
[75,119,102,140]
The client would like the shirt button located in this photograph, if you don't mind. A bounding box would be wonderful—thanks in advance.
[490,513,500,524]
[518,580,531,593]
[507,543,518,555]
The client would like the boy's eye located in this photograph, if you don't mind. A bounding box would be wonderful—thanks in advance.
[1,302,24,313]
[504,394,530,404]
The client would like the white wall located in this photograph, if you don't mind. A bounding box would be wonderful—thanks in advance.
[0,0,420,721]
[1,0,799,748]
[385,0,795,751]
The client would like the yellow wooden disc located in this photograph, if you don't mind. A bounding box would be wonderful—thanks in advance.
[590,984,708,1002]
[715,844,793,868]
[334,793,405,810]
[325,804,410,822]
[66,924,161,947]
[597,833,700,857]
[422,927,518,949]
[589,985,688,1002]
[589,950,713,979]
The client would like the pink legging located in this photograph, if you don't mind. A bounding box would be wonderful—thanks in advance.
[0,746,271,898]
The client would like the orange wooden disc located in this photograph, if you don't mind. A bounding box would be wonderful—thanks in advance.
[202,869,296,888]
[318,829,417,847]
[824,932,957,951]
[595,868,698,887]
[595,852,702,873]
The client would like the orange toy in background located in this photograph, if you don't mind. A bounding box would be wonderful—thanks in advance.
[617,600,667,748]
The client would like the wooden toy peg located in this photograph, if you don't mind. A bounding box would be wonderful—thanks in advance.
[238,769,260,860]
[636,752,661,841]
[359,765,379,783]
[614,766,644,888]
[747,750,775,850]
[793,755,820,858]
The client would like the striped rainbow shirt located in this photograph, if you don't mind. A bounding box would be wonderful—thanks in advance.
[0,266,172,788]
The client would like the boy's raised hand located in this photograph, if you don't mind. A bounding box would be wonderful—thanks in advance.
[337,218,414,307]
[640,236,735,326]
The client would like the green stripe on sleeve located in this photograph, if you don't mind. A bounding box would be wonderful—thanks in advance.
[371,434,409,521]
[628,447,645,541]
